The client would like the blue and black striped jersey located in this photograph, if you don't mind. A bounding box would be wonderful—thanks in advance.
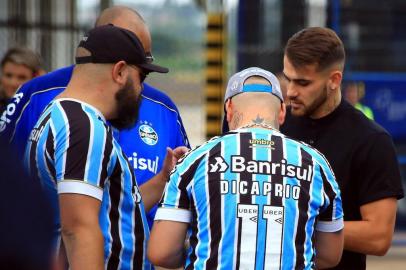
[0,64,189,229]
[156,127,343,270]
[25,98,151,270]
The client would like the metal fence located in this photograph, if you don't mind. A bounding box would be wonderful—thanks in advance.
[0,0,90,71]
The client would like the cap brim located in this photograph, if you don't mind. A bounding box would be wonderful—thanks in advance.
[139,63,169,73]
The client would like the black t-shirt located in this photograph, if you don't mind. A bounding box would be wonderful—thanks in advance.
[281,99,404,270]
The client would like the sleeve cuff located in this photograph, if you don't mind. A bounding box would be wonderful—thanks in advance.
[316,218,344,232]
[155,207,192,223]
[57,180,103,201]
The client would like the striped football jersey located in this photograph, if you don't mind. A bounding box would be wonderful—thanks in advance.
[25,98,151,270]
[156,127,343,270]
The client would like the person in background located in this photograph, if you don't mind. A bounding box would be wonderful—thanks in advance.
[276,72,288,100]
[280,27,404,269]
[148,67,344,270]
[344,81,374,120]
[0,6,190,230]
[0,47,43,111]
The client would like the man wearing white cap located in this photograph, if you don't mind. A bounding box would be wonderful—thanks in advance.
[148,67,344,270]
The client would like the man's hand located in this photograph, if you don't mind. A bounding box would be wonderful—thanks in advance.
[140,146,189,211]
[161,146,189,181]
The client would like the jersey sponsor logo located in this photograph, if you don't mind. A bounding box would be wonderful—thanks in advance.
[220,180,300,200]
[138,122,158,146]
[231,155,313,181]
[237,204,285,269]
[237,204,258,218]
[127,152,159,174]
[230,80,239,91]
[209,156,229,173]
[0,92,24,132]
[274,217,283,224]
[249,138,275,149]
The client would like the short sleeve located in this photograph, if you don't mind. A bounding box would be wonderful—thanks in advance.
[155,168,193,223]
[155,153,206,223]
[355,133,404,205]
[53,105,111,201]
[317,163,344,232]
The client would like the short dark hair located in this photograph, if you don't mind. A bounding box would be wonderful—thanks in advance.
[284,27,345,71]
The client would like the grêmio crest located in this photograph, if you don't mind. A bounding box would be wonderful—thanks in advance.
[138,121,158,146]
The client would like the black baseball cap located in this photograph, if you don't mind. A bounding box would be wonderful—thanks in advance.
[75,24,168,73]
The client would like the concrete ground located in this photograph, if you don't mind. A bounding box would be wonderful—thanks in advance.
[367,246,406,269]
[368,232,406,269]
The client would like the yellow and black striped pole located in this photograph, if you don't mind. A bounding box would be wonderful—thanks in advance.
[205,10,227,139]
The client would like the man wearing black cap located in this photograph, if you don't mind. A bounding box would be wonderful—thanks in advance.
[24,24,174,270]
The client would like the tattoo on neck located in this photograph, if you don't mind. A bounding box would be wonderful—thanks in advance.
[232,111,243,128]
[252,115,264,124]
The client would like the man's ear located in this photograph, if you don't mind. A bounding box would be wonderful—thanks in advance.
[278,102,286,126]
[225,99,233,124]
[112,61,128,85]
[328,69,343,92]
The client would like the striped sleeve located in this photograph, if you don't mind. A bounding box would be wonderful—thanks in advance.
[155,154,205,223]
[53,101,111,201]
[316,162,344,232]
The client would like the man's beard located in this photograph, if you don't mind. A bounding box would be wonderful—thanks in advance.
[109,78,142,130]
[290,84,328,118]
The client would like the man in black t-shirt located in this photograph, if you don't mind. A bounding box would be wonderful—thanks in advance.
[280,27,404,270]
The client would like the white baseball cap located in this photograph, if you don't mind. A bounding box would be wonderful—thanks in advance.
[222,67,283,133]
[224,67,283,102]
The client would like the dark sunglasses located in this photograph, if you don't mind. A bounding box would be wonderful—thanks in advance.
[129,64,148,83]
[127,52,154,83]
